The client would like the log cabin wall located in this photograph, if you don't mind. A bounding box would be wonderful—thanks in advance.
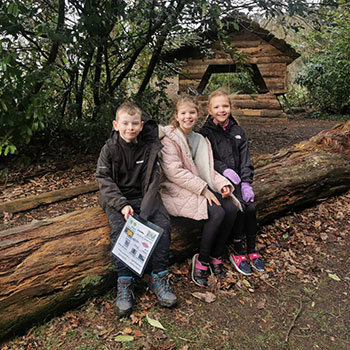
[176,28,299,119]
[195,94,286,120]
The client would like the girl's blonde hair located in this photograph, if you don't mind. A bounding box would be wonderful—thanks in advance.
[207,88,233,108]
[171,96,200,129]
[207,88,239,125]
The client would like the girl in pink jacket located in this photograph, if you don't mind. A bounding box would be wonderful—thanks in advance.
[159,96,242,287]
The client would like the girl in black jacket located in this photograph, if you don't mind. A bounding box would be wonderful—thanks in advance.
[200,89,266,276]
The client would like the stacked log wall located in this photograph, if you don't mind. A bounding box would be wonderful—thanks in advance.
[178,30,291,118]
[195,94,286,119]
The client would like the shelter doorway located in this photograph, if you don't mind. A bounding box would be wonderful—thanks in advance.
[197,64,268,95]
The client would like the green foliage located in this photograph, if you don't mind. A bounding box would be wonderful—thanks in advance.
[281,84,309,110]
[203,71,258,95]
[0,0,327,156]
[294,5,350,114]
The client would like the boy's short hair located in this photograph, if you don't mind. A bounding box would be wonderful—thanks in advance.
[115,101,142,121]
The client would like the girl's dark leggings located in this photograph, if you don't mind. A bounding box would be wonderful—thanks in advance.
[198,192,238,264]
[230,202,257,255]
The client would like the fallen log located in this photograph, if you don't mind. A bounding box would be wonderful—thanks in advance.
[1,121,350,341]
[254,121,350,222]
[0,182,99,216]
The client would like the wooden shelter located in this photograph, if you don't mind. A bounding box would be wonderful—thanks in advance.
[166,15,300,119]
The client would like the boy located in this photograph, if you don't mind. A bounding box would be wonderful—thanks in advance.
[96,101,177,317]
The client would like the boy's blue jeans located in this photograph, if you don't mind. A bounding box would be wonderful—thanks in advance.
[105,199,171,277]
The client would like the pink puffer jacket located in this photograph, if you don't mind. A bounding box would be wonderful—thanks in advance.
[159,126,242,220]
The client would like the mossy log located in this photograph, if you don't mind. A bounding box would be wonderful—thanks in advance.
[1,121,350,341]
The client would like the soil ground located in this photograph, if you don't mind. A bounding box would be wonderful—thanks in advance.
[1,116,349,350]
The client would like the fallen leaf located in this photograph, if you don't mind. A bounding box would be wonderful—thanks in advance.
[207,275,218,290]
[243,279,252,288]
[98,327,114,337]
[130,312,146,326]
[146,315,165,330]
[122,327,133,335]
[114,335,134,342]
[320,232,328,241]
[328,273,341,281]
[191,291,216,303]
[133,330,144,338]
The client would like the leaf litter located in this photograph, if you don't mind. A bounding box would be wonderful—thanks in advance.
[1,119,349,349]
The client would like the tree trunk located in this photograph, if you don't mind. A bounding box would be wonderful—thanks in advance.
[1,121,350,340]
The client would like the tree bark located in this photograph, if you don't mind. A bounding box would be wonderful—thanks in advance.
[1,121,350,340]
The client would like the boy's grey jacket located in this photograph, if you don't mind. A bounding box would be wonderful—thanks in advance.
[200,115,254,184]
[96,112,166,220]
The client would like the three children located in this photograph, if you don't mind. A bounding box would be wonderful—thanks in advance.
[96,91,265,317]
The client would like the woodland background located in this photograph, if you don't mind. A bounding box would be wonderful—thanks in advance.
[1,1,350,349]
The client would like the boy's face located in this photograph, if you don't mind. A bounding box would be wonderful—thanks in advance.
[208,95,231,126]
[113,112,144,143]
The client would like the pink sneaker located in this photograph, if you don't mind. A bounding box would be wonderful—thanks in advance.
[191,254,209,287]
[229,253,252,276]
[248,253,266,272]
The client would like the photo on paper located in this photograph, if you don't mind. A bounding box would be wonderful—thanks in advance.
[130,248,137,256]
[146,230,156,241]
[124,226,135,237]
[123,239,130,248]
[138,254,145,262]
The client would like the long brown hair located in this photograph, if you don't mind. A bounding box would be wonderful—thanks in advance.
[171,96,200,129]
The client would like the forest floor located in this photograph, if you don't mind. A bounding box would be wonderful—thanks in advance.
[1,115,350,350]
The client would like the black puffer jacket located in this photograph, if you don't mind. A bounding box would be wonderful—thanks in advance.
[200,115,254,184]
[96,112,166,220]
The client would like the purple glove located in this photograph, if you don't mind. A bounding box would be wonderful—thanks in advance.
[223,168,241,185]
[241,182,254,202]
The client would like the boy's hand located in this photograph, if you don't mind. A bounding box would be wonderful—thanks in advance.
[202,188,220,206]
[121,205,134,221]
[221,185,231,198]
